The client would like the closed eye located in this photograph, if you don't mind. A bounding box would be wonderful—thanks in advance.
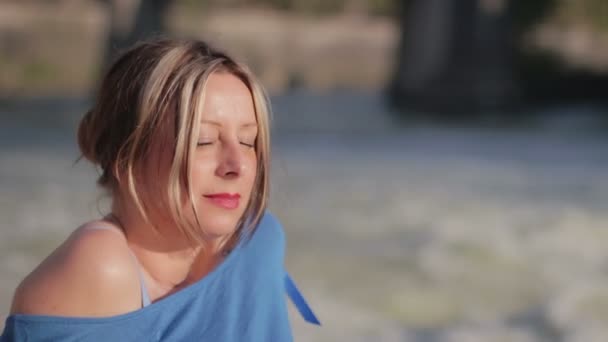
[197,142,214,147]
[240,142,255,148]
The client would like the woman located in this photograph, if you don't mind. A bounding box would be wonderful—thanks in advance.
[1,38,319,341]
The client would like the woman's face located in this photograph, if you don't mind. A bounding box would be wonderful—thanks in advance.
[189,72,258,238]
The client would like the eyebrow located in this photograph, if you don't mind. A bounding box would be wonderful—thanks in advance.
[200,120,258,128]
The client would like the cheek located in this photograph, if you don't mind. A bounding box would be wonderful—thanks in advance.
[244,153,258,187]
[189,156,216,188]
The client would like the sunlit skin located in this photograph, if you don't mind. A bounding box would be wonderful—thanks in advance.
[10,72,259,316]
[112,71,259,298]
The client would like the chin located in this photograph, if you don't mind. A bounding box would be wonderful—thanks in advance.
[198,209,243,238]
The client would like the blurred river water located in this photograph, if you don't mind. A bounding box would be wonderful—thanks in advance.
[2,91,608,341]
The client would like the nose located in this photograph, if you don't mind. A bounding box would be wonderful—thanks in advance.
[215,140,244,179]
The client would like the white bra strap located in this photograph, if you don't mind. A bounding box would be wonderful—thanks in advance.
[84,225,152,307]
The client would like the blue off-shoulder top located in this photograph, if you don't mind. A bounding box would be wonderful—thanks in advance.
[1,212,319,341]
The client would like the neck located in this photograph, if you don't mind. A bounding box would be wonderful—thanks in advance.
[109,197,226,292]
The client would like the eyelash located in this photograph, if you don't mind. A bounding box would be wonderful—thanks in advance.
[196,141,255,148]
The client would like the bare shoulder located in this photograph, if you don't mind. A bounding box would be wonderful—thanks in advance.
[10,220,141,317]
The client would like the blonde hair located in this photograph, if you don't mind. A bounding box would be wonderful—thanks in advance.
[78,38,271,246]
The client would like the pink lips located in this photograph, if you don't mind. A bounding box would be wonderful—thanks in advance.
[203,193,240,209]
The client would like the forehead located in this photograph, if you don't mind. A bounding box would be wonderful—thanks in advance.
[200,71,256,124]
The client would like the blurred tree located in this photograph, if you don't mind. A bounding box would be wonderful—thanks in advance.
[387,0,561,117]
[513,0,608,107]
[511,0,557,37]
[99,0,172,73]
